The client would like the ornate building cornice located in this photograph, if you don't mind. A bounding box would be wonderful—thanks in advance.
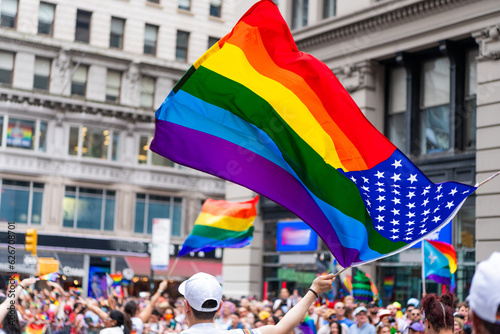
[295,0,480,50]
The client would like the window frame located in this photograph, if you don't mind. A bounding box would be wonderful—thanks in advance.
[178,0,190,11]
[109,16,125,49]
[384,40,478,158]
[144,24,159,56]
[0,178,44,225]
[175,30,190,62]
[133,193,183,236]
[34,57,51,91]
[67,125,119,161]
[38,2,55,36]
[75,9,92,43]
[0,0,18,29]
[322,0,336,19]
[0,114,47,152]
[70,64,88,97]
[105,69,121,103]
[0,51,15,86]
[63,186,117,231]
[209,0,222,18]
[291,0,308,30]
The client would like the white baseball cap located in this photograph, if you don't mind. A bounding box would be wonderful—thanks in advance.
[178,272,222,312]
[354,306,368,316]
[468,252,500,324]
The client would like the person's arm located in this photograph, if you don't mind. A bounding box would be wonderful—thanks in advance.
[138,280,167,323]
[259,274,335,334]
[0,277,36,323]
[78,298,108,321]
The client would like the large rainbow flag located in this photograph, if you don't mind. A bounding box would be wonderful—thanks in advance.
[151,0,476,267]
[178,196,259,256]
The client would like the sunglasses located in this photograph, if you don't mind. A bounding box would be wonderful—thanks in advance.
[412,313,421,316]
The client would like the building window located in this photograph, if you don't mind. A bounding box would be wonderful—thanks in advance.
[0,179,43,225]
[178,0,190,10]
[34,57,51,91]
[208,36,219,49]
[322,0,336,19]
[291,0,308,29]
[420,57,451,155]
[75,9,92,43]
[0,51,14,85]
[68,126,119,161]
[38,2,55,35]
[140,76,155,108]
[0,0,17,28]
[147,0,160,3]
[1,115,47,152]
[109,17,125,49]
[138,135,174,167]
[71,65,88,96]
[463,49,478,150]
[176,30,189,62]
[63,186,115,231]
[387,66,407,154]
[106,70,121,103]
[134,194,182,236]
[385,43,478,157]
[144,24,158,55]
[209,0,222,17]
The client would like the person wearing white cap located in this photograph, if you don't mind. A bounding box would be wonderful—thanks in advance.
[177,272,335,334]
[348,307,376,334]
[468,252,500,334]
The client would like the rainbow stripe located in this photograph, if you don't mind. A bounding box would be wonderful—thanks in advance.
[151,0,476,267]
[38,272,59,282]
[110,274,122,285]
[427,240,457,274]
[178,196,259,256]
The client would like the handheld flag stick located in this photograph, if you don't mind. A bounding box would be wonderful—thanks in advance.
[167,257,180,280]
[475,171,500,188]
[333,266,349,279]
[421,241,426,296]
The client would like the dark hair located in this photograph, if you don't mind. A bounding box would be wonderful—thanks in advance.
[377,324,391,334]
[457,302,469,309]
[109,310,130,334]
[1,301,22,334]
[191,299,219,321]
[473,305,500,334]
[124,301,139,317]
[329,320,343,334]
[151,309,162,318]
[421,293,454,332]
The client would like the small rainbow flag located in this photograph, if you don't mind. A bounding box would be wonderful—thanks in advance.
[10,273,20,285]
[424,240,457,291]
[38,272,59,281]
[150,0,476,268]
[110,274,122,285]
[25,323,45,334]
[178,196,259,256]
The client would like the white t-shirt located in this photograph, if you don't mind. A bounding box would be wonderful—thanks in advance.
[131,317,144,334]
[101,327,124,334]
[181,323,262,334]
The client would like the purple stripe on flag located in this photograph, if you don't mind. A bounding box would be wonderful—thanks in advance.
[151,119,361,267]
[426,274,451,285]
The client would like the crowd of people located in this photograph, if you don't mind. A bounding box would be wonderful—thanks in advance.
[0,252,498,334]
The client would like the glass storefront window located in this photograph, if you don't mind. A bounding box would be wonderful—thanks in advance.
[0,179,44,224]
[134,193,182,236]
[68,126,119,161]
[0,116,47,152]
[63,186,115,231]
[137,135,174,167]
[388,66,407,154]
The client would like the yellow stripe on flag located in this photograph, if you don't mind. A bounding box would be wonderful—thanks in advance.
[194,211,255,232]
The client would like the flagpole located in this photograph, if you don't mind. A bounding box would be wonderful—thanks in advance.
[475,171,500,188]
[167,257,180,280]
[333,266,349,279]
[421,241,426,296]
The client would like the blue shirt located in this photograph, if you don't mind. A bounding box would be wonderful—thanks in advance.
[347,322,376,334]
[340,318,354,327]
